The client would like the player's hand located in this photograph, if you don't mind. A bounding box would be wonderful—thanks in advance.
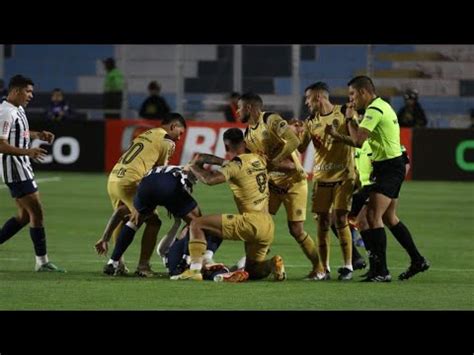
[311,134,323,149]
[325,124,337,137]
[28,147,48,160]
[94,239,108,256]
[39,131,55,144]
[345,102,355,119]
[129,209,141,226]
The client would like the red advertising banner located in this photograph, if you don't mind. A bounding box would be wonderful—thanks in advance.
[105,120,413,180]
[105,120,246,172]
[400,127,412,180]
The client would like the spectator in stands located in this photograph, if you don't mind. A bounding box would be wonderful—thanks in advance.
[0,79,7,102]
[223,92,240,122]
[397,89,428,128]
[139,81,171,120]
[45,88,71,121]
[103,57,124,119]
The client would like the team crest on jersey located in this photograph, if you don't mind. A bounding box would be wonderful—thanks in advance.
[332,119,339,128]
[251,160,261,168]
[365,115,373,120]
[2,121,10,135]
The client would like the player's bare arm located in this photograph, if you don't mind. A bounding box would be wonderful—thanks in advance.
[268,158,297,172]
[30,130,55,144]
[193,153,227,167]
[0,138,47,159]
[324,123,358,147]
[189,164,226,185]
[94,205,130,255]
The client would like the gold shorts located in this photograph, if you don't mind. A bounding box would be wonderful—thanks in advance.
[268,178,308,222]
[221,212,274,262]
[107,177,139,212]
[311,179,355,214]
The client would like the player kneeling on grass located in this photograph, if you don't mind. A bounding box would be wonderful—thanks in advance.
[156,219,238,281]
[171,128,286,282]
[103,165,213,276]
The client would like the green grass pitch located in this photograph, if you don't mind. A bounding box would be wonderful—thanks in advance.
[0,172,472,310]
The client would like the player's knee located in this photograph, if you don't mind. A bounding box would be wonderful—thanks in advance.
[17,210,30,225]
[334,212,348,228]
[317,214,331,230]
[288,222,304,238]
[382,214,399,228]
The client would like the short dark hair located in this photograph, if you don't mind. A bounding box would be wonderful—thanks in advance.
[52,88,62,93]
[229,92,240,99]
[162,112,187,128]
[239,92,263,107]
[347,76,376,94]
[148,81,161,91]
[305,81,330,93]
[8,75,34,92]
[223,128,244,146]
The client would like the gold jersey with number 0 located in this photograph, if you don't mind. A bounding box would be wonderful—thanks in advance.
[301,105,355,182]
[109,127,175,183]
[220,153,269,214]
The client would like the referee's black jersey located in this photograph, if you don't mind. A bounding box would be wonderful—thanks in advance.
[0,100,34,183]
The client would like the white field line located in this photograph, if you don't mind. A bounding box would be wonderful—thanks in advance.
[0,176,62,189]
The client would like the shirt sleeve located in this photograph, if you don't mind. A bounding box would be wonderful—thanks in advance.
[359,106,383,132]
[220,159,241,181]
[267,114,289,137]
[0,109,13,140]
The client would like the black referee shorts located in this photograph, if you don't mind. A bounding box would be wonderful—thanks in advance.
[369,155,405,199]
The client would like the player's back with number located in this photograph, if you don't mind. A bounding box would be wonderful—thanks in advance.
[109,128,175,183]
[222,153,269,214]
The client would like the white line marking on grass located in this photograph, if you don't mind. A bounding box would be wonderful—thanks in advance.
[0,176,62,189]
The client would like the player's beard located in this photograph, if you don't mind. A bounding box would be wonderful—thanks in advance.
[241,113,251,123]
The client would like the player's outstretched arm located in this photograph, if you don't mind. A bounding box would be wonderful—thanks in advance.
[192,153,227,167]
[30,130,55,144]
[189,164,226,185]
[94,205,130,255]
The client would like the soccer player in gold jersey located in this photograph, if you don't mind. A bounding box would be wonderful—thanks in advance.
[238,92,321,278]
[299,82,356,281]
[171,128,286,282]
[94,113,186,276]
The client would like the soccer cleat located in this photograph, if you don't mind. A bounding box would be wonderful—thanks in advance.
[214,270,249,283]
[270,255,286,281]
[337,267,353,281]
[116,262,129,276]
[170,269,203,281]
[103,263,118,276]
[361,273,392,282]
[353,258,367,270]
[398,258,430,281]
[134,267,157,278]
[35,262,67,273]
[309,271,331,281]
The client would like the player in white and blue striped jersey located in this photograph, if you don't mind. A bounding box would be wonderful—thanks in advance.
[0,75,65,272]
